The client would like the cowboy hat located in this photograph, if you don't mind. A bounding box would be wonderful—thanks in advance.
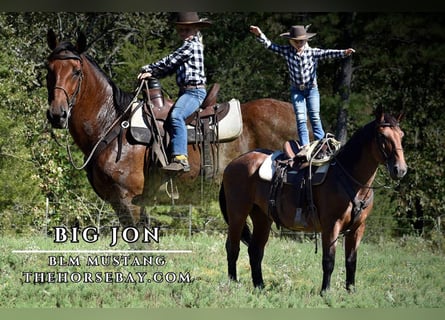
[280,25,316,40]
[174,12,212,27]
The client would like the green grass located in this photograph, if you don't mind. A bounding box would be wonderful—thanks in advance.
[0,232,444,308]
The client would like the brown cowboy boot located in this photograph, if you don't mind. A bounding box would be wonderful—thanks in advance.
[162,155,190,172]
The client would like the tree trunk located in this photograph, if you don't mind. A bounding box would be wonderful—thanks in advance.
[335,12,356,145]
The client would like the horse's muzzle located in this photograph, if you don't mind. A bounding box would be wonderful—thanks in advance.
[47,109,67,129]
[389,162,408,180]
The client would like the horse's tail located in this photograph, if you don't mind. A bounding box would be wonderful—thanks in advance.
[219,182,252,246]
[218,182,230,224]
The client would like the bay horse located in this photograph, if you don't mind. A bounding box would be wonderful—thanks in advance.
[219,106,407,294]
[45,30,297,226]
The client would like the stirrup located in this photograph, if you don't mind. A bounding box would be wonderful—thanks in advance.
[162,156,190,172]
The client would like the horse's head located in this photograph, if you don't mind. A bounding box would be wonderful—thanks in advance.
[46,29,87,129]
[373,105,408,180]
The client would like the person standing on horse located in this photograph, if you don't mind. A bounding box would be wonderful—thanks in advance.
[138,12,212,172]
[249,24,355,155]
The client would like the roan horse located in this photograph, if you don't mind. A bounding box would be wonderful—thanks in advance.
[219,106,407,294]
[45,30,297,227]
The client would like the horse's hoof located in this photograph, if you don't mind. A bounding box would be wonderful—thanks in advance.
[253,283,265,290]
[346,285,356,293]
[228,275,237,282]
[319,288,329,297]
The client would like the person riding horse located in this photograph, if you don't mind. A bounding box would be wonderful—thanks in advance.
[138,12,212,173]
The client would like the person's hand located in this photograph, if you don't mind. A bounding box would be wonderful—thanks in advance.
[345,48,356,56]
[138,72,152,80]
[249,25,262,37]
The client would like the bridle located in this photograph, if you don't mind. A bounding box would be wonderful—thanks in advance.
[50,54,83,129]
[48,52,145,170]
[375,121,404,171]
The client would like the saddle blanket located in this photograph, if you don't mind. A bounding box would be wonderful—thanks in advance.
[129,99,242,145]
[258,151,330,186]
[129,101,151,144]
[258,150,282,181]
[187,98,242,143]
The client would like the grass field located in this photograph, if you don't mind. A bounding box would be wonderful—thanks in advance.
[1,232,444,308]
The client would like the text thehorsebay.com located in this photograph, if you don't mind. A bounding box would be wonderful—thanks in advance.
[20,226,195,284]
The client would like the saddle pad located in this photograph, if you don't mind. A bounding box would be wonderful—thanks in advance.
[259,152,331,185]
[130,98,242,145]
[258,150,283,181]
[186,98,242,143]
[312,163,330,186]
[130,101,151,144]
[215,98,242,142]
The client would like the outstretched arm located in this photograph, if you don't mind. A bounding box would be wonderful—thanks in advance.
[249,25,262,37]
[345,48,356,56]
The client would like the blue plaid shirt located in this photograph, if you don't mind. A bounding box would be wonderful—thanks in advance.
[141,32,206,87]
[256,32,347,88]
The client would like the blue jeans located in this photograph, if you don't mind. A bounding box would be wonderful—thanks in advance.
[290,85,325,146]
[169,88,206,156]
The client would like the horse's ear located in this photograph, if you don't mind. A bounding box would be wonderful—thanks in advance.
[374,105,385,123]
[75,30,87,53]
[47,29,58,50]
[396,111,405,123]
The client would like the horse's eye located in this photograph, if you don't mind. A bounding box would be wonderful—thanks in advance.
[73,69,81,77]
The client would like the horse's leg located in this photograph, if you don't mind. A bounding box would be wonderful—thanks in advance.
[225,233,240,282]
[106,182,148,228]
[110,197,144,227]
[320,225,341,295]
[248,206,272,289]
[344,223,365,293]
[111,203,133,227]
[224,193,251,283]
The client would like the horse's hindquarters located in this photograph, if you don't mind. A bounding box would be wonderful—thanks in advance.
[222,150,271,218]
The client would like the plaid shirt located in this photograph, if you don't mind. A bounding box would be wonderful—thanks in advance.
[256,32,347,88]
[141,32,206,87]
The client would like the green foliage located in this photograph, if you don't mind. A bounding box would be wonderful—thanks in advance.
[0,15,46,232]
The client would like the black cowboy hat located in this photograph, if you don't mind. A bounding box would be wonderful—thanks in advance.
[174,12,212,27]
[280,25,316,40]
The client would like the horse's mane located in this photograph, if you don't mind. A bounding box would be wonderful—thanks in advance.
[48,41,133,115]
[337,113,398,167]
